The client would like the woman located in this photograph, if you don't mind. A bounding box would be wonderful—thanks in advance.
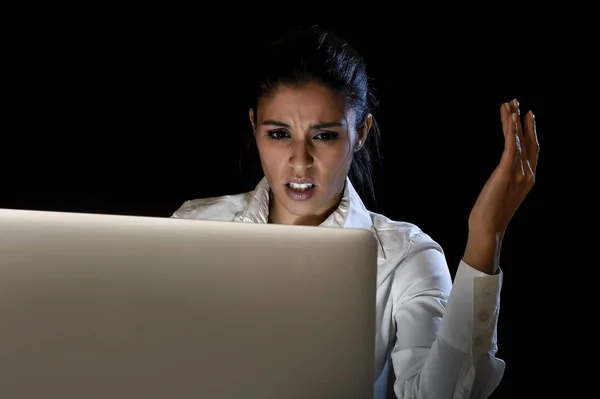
[172,26,538,398]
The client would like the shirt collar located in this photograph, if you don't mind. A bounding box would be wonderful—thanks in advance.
[236,177,386,260]
[237,176,373,231]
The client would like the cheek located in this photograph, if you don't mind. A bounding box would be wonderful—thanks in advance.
[256,141,284,173]
[318,145,353,175]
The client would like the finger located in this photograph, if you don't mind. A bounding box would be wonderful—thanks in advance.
[510,99,527,163]
[498,111,518,173]
[500,102,511,138]
[524,110,540,175]
[511,112,526,178]
[507,100,526,178]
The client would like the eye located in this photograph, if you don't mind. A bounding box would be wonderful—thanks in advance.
[314,132,339,141]
[267,129,291,141]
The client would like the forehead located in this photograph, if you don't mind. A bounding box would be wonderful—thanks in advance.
[256,83,348,122]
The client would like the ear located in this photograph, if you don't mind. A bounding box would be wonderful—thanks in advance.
[355,113,372,152]
[248,108,256,131]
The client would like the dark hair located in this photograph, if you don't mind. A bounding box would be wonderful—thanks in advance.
[241,25,382,205]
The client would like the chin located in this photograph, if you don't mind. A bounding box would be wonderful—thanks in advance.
[283,201,323,217]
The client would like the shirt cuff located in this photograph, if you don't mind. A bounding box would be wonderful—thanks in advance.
[438,260,503,358]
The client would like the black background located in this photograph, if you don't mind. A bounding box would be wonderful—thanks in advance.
[3,15,550,398]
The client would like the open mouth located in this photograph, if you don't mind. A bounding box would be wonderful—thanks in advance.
[285,182,315,192]
[284,181,317,201]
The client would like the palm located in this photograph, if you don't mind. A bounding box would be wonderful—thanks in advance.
[468,99,539,237]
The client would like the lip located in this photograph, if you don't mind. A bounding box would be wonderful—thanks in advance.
[284,178,317,201]
[285,178,316,185]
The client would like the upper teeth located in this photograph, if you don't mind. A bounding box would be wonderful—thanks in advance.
[289,182,313,189]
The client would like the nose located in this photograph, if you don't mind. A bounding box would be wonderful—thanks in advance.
[288,139,314,171]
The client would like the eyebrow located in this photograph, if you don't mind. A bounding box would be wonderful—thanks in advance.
[261,119,345,129]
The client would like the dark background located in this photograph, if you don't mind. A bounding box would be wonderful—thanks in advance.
[3,17,548,398]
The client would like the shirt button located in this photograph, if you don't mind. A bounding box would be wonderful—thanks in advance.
[479,312,489,322]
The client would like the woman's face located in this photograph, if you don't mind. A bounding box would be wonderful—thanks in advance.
[250,83,370,225]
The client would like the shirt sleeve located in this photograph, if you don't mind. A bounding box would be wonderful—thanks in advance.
[390,233,505,399]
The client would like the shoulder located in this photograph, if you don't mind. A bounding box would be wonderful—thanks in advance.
[170,191,252,221]
[367,210,451,291]
[368,210,443,261]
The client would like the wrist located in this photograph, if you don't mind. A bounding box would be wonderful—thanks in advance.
[463,232,502,275]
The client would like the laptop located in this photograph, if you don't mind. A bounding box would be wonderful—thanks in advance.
[0,207,378,399]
